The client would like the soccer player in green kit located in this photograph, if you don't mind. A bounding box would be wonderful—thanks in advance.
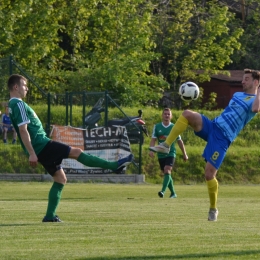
[149,108,188,198]
[7,74,133,222]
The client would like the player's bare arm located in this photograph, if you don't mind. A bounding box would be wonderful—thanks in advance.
[19,124,38,167]
[149,138,156,158]
[177,139,188,161]
[252,88,260,113]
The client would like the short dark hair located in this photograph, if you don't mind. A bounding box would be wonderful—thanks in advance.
[244,69,260,81]
[7,74,27,91]
[163,108,171,113]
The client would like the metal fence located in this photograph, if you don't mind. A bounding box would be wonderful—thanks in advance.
[0,56,143,174]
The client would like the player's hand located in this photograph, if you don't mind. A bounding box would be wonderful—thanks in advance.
[149,151,154,158]
[29,154,38,167]
[183,154,188,161]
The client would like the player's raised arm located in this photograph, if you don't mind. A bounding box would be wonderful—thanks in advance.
[252,87,260,113]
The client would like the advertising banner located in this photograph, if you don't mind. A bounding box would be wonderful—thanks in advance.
[50,125,131,174]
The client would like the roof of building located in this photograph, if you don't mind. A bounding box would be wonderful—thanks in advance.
[210,70,244,83]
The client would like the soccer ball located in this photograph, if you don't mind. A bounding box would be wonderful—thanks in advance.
[179,81,200,101]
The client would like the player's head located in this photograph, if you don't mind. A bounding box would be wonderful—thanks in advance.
[162,108,172,122]
[244,69,260,81]
[8,74,28,99]
[7,74,27,91]
[243,69,260,89]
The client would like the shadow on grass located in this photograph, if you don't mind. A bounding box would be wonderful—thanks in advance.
[77,250,260,259]
[0,224,40,227]
[0,197,95,201]
[0,223,68,227]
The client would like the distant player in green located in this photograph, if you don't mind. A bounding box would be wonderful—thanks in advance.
[149,108,188,198]
[7,74,133,222]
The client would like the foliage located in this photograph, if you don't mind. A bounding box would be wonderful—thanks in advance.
[150,0,243,90]
[139,144,260,184]
[2,105,260,184]
[0,0,63,70]
[203,91,217,110]
[34,103,260,149]
[0,0,167,106]
[0,0,253,107]
[226,0,260,69]
[0,145,44,174]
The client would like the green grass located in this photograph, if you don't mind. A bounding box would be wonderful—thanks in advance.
[1,182,260,259]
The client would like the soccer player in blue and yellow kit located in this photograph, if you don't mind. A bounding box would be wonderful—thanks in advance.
[149,108,188,198]
[150,69,260,221]
[7,74,133,222]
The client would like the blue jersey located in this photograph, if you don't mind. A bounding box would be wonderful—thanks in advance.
[2,114,12,126]
[213,92,256,142]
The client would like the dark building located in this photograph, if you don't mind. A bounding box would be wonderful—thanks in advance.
[200,71,244,109]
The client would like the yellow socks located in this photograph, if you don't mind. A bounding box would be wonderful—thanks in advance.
[207,178,218,209]
[165,114,188,146]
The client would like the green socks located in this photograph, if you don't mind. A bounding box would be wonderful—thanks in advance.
[77,152,118,170]
[168,175,175,194]
[161,174,175,194]
[161,174,169,192]
[46,182,64,219]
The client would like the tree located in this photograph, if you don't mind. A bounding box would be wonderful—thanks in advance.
[150,0,243,90]
[0,0,65,99]
[0,0,63,70]
[0,0,250,107]
[225,0,260,70]
[57,0,168,105]
[0,0,168,106]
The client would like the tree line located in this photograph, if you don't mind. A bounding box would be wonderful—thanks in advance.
[0,0,259,106]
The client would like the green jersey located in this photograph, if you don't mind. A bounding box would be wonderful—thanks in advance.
[151,122,181,159]
[8,98,50,155]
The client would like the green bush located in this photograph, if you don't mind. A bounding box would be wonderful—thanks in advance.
[0,144,45,174]
[2,105,260,184]
[124,107,260,184]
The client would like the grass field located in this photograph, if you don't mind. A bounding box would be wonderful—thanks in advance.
[1,182,260,260]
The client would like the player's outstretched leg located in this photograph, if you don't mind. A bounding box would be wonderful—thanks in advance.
[77,152,134,173]
[149,115,188,154]
[114,154,134,173]
[149,142,170,154]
